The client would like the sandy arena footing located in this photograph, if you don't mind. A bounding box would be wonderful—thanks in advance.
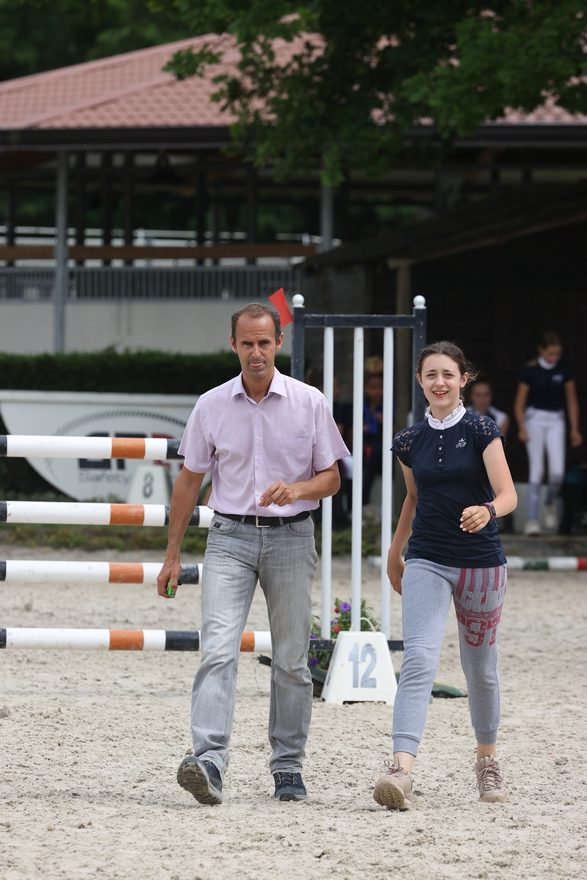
[1,544,586,880]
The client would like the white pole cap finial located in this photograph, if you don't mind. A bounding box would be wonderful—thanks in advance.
[292,294,305,308]
[413,295,426,309]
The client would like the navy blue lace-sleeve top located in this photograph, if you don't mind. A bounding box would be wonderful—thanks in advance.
[392,412,506,568]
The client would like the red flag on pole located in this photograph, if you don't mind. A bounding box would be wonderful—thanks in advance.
[268,288,293,328]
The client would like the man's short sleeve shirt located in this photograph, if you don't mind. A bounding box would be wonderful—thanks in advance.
[178,369,350,516]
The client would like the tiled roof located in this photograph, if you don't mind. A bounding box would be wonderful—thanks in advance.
[0,35,585,132]
[495,95,587,125]
[0,35,238,130]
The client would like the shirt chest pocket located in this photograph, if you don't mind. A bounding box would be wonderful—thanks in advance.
[272,433,314,478]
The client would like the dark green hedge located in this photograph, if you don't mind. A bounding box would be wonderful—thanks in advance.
[0,349,291,394]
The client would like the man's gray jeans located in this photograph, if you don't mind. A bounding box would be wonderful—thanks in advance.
[191,513,317,776]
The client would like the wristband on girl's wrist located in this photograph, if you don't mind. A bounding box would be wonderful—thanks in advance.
[482,502,497,520]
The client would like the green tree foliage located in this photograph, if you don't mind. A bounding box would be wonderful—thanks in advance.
[163,0,587,182]
[0,0,187,81]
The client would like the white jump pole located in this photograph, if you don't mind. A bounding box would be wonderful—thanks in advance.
[0,501,214,528]
[380,328,394,637]
[321,326,335,639]
[0,435,180,460]
[0,560,203,586]
[350,327,364,631]
[0,628,273,653]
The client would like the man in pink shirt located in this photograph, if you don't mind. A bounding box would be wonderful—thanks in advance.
[157,302,349,805]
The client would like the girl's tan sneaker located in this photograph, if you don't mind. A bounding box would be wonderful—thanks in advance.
[373,760,414,811]
[475,756,508,803]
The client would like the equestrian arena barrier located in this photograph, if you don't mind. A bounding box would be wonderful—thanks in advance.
[0,560,202,585]
[0,628,271,651]
[506,556,587,571]
[0,435,214,650]
[0,501,213,527]
[369,553,587,573]
[0,435,181,460]
[0,628,404,652]
[0,431,405,651]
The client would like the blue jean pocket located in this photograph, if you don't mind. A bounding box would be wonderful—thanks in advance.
[210,515,240,535]
[286,516,315,537]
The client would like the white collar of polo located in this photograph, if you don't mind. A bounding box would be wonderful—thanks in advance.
[425,401,466,431]
[538,356,557,370]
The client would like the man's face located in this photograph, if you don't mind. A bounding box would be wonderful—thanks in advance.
[230,314,283,384]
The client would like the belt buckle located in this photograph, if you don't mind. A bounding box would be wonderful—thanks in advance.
[255,515,270,528]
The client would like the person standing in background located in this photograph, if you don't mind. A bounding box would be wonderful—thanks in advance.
[363,356,384,509]
[467,377,513,533]
[514,332,582,536]
[467,377,510,437]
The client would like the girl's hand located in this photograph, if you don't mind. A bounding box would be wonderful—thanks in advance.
[460,505,492,533]
[518,426,528,444]
[570,428,583,448]
[387,550,405,595]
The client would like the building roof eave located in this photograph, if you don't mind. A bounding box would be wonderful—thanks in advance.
[0,126,233,152]
[303,182,587,270]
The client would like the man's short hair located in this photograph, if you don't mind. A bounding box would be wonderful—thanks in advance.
[231,303,282,341]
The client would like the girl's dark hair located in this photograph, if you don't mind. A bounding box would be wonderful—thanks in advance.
[538,331,562,349]
[231,303,281,341]
[416,341,477,383]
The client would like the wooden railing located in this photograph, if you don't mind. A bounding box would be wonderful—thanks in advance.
[0,243,317,263]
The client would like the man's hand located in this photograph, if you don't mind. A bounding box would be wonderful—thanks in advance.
[259,481,300,507]
[157,557,182,599]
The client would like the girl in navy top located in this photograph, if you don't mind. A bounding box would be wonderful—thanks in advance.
[513,332,582,536]
[373,341,517,812]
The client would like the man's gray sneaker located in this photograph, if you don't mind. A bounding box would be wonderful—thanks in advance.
[177,755,223,805]
[273,771,307,801]
[475,756,508,803]
[373,759,414,811]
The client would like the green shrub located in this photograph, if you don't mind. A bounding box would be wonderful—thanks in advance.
[0,349,290,394]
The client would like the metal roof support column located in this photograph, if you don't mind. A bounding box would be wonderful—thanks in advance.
[246,163,257,264]
[195,154,207,264]
[123,152,134,266]
[74,152,86,266]
[319,182,334,252]
[101,152,113,265]
[53,150,69,353]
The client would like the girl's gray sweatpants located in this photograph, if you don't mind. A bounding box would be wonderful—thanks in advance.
[393,558,507,756]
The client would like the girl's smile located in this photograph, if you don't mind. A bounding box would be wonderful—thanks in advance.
[418,353,468,417]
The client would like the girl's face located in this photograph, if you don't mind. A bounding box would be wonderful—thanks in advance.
[418,353,468,414]
[539,344,562,365]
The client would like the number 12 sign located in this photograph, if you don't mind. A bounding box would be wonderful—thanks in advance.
[321,631,397,705]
